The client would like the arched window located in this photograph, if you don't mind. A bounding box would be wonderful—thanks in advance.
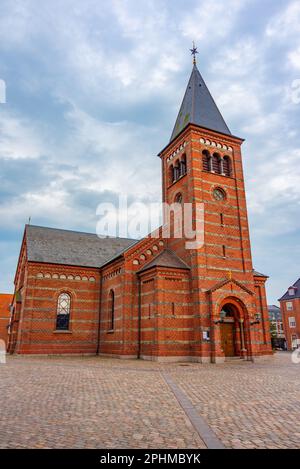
[202,150,211,171]
[180,154,187,176]
[222,156,231,177]
[174,160,180,181]
[169,164,174,184]
[212,153,221,174]
[175,192,183,204]
[109,290,115,330]
[56,293,71,330]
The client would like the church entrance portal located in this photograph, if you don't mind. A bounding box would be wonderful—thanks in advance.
[220,322,235,356]
[219,303,242,357]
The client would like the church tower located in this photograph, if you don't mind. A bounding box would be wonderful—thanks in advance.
[8,45,272,362]
[158,47,272,362]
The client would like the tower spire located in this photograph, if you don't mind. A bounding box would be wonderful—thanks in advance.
[169,48,231,142]
[190,41,198,65]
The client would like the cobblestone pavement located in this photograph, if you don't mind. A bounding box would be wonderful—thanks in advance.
[0,352,299,449]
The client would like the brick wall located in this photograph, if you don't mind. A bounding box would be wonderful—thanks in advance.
[10,261,100,354]
[99,259,126,357]
[280,298,300,350]
[159,125,272,360]
[0,293,13,347]
[139,266,191,359]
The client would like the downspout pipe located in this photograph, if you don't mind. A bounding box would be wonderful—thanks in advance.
[137,276,142,359]
[96,272,103,355]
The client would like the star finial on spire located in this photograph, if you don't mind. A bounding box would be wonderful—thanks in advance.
[190,41,198,65]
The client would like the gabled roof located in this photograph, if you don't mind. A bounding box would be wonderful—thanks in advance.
[253,269,268,278]
[25,225,137,268]
[279,278,300,301]
[268,304,281,312]
[138,249,190,273]
[268,305,282,321]
[170,64,231,142]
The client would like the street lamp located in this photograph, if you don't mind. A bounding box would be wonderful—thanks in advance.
[250,313,261,325]
[214,309,227,324]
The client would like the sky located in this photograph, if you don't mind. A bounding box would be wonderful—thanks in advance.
[0,0,300,304]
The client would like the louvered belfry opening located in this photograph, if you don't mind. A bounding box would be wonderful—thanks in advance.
[169,153,188,185]
[180,154,187,176]
[212,153,221,173]
[175,160,181,180]
[169,164,174,184]
[202,150,210,171]
[223,155,231,177]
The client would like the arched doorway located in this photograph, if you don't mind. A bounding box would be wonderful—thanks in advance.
[220,304,237,357]
[219,302,249,357]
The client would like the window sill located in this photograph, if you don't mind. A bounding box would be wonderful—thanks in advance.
[53,330,72,334]
[167,173,187,188]
[202,170,234,179]
[107,329,115,334]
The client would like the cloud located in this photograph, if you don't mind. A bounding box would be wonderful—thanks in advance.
[60,105,161,197]
[211,39,261,78]
[265,1,300,39]
[179,0,245,43]
[242,112,282,135]
[0,103,162,235]
[0,110,44,160]
[0,0,299,305]
[0,1,33,50]
[0,157,52,199]
[288,47,300,70]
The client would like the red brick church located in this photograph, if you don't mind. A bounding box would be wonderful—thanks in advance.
[8,53,272,362]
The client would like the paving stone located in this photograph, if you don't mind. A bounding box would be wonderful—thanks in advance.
[0,352,298,448]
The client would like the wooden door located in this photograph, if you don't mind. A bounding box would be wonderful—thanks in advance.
[221,322,235,356]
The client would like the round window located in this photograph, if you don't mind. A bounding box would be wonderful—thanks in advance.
[213,188,226,201]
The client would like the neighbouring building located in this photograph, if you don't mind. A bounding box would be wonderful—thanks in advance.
[268,305,286,350]
[7,52,272,362]
[279,278,300,350]
[0,293,13,346]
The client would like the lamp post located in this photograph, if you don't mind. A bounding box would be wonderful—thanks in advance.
[214,309,226,324]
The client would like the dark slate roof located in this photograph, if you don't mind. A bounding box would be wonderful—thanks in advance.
[170,64,231,142]
[253,269,268,278]
[25,225,137,268]
[279,278,300,301]
[268,305,282,321]
[138,249,190,273]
